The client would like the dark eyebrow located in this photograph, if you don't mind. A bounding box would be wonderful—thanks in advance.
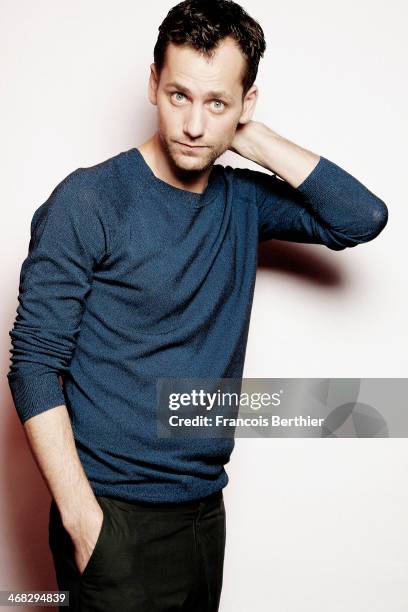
[165,81,234,102]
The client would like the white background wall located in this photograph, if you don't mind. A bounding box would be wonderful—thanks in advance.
[1,1,407,610]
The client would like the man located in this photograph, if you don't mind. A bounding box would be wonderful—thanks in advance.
[7,0,388,611]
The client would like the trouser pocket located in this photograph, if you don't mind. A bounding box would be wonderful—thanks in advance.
[49,496,109,579]
[48,496,118,611]
[78,498,109,579]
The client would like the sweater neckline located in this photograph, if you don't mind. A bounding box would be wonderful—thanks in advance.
[127,147,222,209]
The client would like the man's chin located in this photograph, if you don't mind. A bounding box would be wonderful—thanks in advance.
[171,151,211,174]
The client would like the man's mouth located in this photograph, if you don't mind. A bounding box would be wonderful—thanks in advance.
[177,142,208,149]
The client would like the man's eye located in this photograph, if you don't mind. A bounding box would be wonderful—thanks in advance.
[172,92,186,102]
[212,100,225,111]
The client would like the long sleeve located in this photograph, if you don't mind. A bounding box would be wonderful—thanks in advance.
[7,171,109,425]
[237,155,389,249]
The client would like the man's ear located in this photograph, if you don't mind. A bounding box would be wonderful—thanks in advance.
[148,63,159,106]
[238,84,258,125]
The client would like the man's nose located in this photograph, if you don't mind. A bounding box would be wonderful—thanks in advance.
[183,104,206,139]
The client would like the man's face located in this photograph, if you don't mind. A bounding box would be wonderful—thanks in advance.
[149,36,257,174]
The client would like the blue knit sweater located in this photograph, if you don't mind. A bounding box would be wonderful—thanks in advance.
[7,147,388,502]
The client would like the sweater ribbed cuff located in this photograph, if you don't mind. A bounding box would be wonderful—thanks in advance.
[7,370,66,425]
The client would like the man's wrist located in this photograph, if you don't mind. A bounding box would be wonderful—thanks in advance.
[59,494,101,533]
[246,123,321,188]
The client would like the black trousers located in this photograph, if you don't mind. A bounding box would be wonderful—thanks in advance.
[48,490,226,612]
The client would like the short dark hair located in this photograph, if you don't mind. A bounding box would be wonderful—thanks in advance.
[153,0,266,99]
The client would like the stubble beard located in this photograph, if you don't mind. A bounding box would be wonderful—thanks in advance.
[159,133,229,177]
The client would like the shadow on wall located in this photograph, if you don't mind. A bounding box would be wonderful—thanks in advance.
[257,239,345,287]
[1,356,57,610]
